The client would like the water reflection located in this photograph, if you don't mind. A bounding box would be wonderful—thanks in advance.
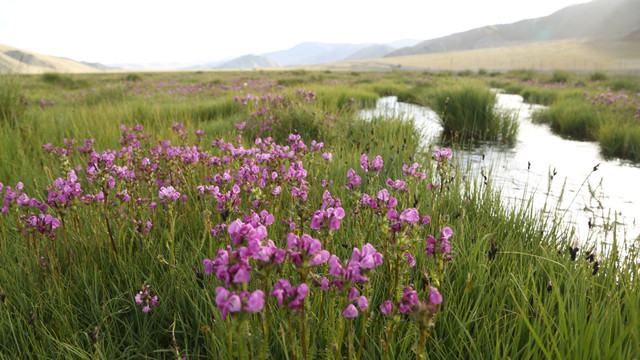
[360,95,640,248]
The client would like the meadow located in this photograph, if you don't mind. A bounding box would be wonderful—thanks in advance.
[491,69,640,161]
[0,70,639,359]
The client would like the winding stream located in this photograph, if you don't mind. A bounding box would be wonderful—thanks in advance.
[360,94,640,249]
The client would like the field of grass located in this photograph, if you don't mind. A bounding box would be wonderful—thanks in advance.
[1,70,639,359]
[490,70,640,161]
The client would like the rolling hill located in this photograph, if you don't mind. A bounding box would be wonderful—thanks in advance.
[0,44,108,74]
[386,0,640,57]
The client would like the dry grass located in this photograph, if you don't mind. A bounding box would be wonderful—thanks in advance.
[308,39,640,73]
[0,44,100,74]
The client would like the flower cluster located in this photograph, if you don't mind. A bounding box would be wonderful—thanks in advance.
[360,154,383,173]
[270,279,309,310]
[380,286,442,316]
[135,285,159,313]
[286,233,330,266]
[425,227,453,258]
[216,287,264,319]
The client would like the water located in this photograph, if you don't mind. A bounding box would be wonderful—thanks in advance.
[360,94,640,250]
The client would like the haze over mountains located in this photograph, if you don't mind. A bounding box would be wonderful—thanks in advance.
[385,0,640,57]
[1,0,639,73]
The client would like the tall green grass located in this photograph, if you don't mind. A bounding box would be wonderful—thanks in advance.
[432,84,518,144]
[0,70,638,359]
[0,74,26,128]
[598,122,640,161]
[533,98,601,140]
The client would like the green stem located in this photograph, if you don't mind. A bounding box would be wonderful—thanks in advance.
[169,208,176,265]
[261,297,270,360]
[418,325,426,360]
[384,322,396,360]
[355,309,369,360]
[227,320,234,359]
[301,306,307,359]
[335,297,348,359]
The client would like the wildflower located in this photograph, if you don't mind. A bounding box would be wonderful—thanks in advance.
[434,148,453,160]
[342,304,359,318]
[399,208,419,224]
[405,252,416,267]
[286,233,330,266]
[371,155,383,173]
[135,285,159,313]
[428,287,443,305]
[158,186,181,201]
[310,206,346,230]
[360,154,369,172]
[270,279,309,310]
[380,300,393,315]
[346,169,362,190]
[399,286,419,314]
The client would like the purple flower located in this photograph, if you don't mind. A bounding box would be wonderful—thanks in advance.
[380,300,393,315]
[434,148,453,160]
[343,304,359,318]
[399,286,419,314]
[428,287,443,305]
[360,154,369,172]
[286,233,330,266]
[355,296,369,311]
[215,287,242,320]
[245,290,265,312]
[270,279,309,310]
[371,155,383,173]
[425,235,436,257]
[399,208,419,224]
[158,186,181,201]
[405,252,416,267]
[440,227,453,241]
[135,285,159,314]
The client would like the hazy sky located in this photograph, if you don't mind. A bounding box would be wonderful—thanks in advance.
[1,0,590,65]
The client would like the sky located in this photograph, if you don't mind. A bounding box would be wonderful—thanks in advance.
[1,0,591,65]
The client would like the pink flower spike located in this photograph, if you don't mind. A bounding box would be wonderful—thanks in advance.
[355,296,369,311]
[380,300,393,315]
[245,290,265,312]
[428,287,443,305]
[343,304,359,318]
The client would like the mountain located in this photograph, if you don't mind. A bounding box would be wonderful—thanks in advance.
[386,0,640,57]
[216,54,280,70]
[342,45,395,61]
[386,39,422,49]
[263,42,373,66]
[0,44,109,73]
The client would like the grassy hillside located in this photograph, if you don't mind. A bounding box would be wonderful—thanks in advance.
[310,39,640,73]
[0,44,102,74]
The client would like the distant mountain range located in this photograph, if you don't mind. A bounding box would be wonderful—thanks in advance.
[386,0,640,57]
[2,0,639,73]
[217,54,280,70]
[209,41,420,70]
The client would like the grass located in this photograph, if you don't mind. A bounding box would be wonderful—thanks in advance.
[0,74,26,128]
[430,83,518,144]
[534,98,602,140]
[0,70,638,359]
[487,70,640,161]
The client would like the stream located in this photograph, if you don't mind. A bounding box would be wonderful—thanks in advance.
[360,94,640,251]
